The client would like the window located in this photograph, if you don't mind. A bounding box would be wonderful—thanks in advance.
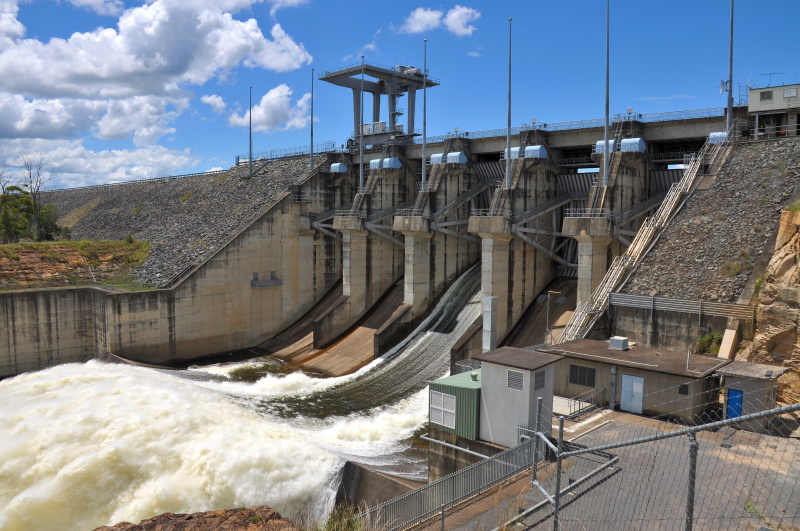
[785,88,798,98]
[569,365,596,388]
[678,383,689,396]
[508,369,524,391]
[534,370,546,390]
[430,391,456,429]
[760,91,773,101]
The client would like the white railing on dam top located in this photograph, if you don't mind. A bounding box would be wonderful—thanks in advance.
[558,120,737,343]
[414,107,727,144]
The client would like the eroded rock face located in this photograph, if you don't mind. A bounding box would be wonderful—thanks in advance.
[737,211,800,402]
[93,506,297,531]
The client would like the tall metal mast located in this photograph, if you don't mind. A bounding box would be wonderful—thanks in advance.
[505,17,512,189]
[249,86,253,180]
[359,56,365,192]
[602,0,610,187]
[310,68,314,172]
[422,39,428,190]
[727,0,734,132]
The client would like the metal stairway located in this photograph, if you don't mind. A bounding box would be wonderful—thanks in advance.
[557,127,737,343]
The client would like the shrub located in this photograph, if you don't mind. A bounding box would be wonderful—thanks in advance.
[180,192,193,202]
[123,232,135,244]
[695,332,723,356]
[721,261,743,278]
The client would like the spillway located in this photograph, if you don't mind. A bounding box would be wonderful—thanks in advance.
[0,265,481,531]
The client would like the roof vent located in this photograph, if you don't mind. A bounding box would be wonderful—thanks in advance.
[470,371,479,381]
[609,336,629,351]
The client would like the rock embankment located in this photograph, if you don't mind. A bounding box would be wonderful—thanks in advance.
[623,139,800,303]
[737,211,800,402]
[44,156,321,287]
[93,506,297,531]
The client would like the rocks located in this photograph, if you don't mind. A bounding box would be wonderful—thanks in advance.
[623,139,800,303]
[93,506,297,531]
[737,211,800,402]
[43,156,323,287]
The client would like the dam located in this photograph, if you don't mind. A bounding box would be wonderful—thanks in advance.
[5,64,788,376]
[2,64,800,530]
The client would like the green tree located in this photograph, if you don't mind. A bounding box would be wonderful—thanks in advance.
[0,169,33,244]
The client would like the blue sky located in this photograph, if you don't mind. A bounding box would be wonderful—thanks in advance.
[0,0,797,188]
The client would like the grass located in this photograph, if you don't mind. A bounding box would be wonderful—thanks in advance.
[59,197,102,228]
[131,206,141,214]
[180,192,193,202]
[785,199,800,212]
[695,332,723,356]
[754,273,767,298]
[0,239,154,291]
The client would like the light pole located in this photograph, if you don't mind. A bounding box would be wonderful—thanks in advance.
[504,17,512,189]
[249,86,253,180]
[726,0,734,132]
[359,55,365,193]
[602,0,610,187]
[310,68,314,172]
[545,290,561,345]
[422,38,428,190]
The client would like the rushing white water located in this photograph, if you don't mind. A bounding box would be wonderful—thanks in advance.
[0,265,481,531]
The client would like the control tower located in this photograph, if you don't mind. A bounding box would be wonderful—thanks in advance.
[319,61,439,147]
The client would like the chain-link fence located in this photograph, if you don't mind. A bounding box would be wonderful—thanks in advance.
[364,375,799,531]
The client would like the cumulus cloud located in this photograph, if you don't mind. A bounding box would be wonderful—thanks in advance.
[228,84,309,132]
[399,5,480,36]
[0,138,200,188]
[65,0,124,16]
[267,0,309,17]
[401,7,443,34]
[201,94,227,114]
[443,5,480,36]
[0,2,312,99]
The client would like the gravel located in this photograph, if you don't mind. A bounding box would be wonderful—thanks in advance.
[622,139,800,303]
[43,157,321,287]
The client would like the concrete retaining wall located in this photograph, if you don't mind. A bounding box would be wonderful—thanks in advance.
[1,163,347,376]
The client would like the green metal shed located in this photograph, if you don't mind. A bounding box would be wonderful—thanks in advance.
[429,370,481,439]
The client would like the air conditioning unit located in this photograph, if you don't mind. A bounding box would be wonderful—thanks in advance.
[609,336,629,351]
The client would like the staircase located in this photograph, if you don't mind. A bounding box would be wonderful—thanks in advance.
[558,127,737,343]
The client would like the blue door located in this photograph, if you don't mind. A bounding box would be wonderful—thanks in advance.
[727,389,744,419]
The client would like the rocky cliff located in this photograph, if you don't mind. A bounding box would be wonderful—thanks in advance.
[737,211,800,403]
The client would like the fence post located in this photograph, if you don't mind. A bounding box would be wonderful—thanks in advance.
[685,432,699,531]
[441,503,445,531]
[533,397,543,485]
[552,416,565,531]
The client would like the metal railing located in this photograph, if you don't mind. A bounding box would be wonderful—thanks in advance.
[558,156,595,166]
[653,151,697,162]
[239,141,335,163]
[334,209,366,218]
[568,387,605,418]
[558,120,738,343]
[395,208,431,219]
[471,208,511,219]
[46,169,227,192]
[360,437,537,530]
[564,208,610,219]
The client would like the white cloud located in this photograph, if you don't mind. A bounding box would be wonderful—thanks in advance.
[0,0,24,45]
[0,138,200,188]
[65,0,124,16]
[267,0,309,17]
[400,7,443,34]
[94,95,186,146]
[0,2,312,99]
[201,94,227,114]
[467,50,480,58]
[443,5,480,36]
[228,84,309,132]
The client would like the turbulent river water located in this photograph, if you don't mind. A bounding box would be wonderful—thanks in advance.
[0,265,481,531]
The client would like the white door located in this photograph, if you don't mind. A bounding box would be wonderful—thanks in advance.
[620,374,644,414]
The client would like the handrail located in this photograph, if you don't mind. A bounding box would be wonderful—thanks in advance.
[558,120,738,343]
[471,208,511,219]
[395,208,431,219]
[565,208,610,219]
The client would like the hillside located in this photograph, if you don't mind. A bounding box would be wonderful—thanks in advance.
[43,157,319,287]
[622,139,800,303]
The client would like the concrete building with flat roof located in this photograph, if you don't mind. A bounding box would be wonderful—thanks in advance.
[716,360,788,433]
[474,346,563,448]
[539,339,731,423]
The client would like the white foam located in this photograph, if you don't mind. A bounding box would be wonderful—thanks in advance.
[0,360,419,531]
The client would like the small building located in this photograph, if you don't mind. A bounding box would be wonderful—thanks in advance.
[716,361,788,433]
[474,347,562,448]
[428,370,482,439]
[748,82,800,137]
[539,339,731,423]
